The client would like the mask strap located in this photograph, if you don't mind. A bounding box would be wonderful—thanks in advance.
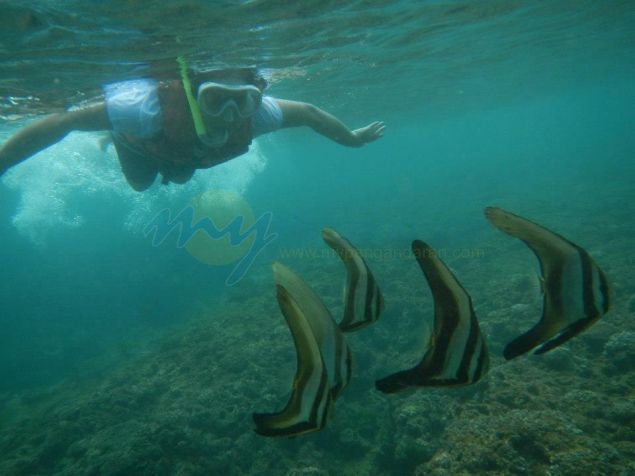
[177,56,207,138]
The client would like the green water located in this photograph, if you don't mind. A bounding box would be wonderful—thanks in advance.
[0,1,634,474]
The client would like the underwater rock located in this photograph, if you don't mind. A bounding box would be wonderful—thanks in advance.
[534,347,578,373]
[415,408,628,475]
[603,399,635,429]
[0,248,631,476]
[385,393,458,473]
[602,331,635,373]
[284,466,326,476]
[508,273,542,301]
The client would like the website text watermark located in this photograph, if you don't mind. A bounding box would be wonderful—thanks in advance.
[279,246,485,262]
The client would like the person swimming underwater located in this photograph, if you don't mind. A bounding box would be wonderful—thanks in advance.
[0,63,385,191]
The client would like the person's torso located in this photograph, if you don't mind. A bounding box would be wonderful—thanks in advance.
[132,79,253,169]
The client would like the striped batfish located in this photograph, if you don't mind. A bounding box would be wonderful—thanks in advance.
[322,227,385,331]
[484,206,610,360]
[253,262,352,437]
[376,240,489,393]
[253,284,333,437]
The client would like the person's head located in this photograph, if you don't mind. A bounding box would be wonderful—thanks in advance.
[196,82,262,146]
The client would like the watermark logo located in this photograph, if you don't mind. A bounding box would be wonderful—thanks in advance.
[143,190,277,285]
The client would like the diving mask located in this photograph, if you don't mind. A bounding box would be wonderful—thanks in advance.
[197,82,262,121]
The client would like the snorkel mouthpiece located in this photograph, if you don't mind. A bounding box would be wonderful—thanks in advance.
[198,128,229,147]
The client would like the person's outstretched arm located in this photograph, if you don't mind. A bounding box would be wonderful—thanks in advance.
[0,103,112,176]
[276,99,385,147]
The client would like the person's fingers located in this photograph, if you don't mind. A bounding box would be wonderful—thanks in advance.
[367,122,385,141]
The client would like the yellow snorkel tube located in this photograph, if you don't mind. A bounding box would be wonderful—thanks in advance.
[177,56,208,139]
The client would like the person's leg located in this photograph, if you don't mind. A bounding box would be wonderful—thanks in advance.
[111,133,158,192]
[160,165,195,185]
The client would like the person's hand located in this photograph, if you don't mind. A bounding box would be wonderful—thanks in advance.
[352,121,385,146]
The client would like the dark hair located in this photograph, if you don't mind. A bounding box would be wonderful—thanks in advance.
[191,67,267,91]
[147,58,268,92]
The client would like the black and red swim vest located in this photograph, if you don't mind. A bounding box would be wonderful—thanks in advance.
[112,77,256,170]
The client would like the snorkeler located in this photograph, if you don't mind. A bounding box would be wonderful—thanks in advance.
[0,64,385,191]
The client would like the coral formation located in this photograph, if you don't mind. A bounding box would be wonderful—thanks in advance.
[0,205,633,475]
